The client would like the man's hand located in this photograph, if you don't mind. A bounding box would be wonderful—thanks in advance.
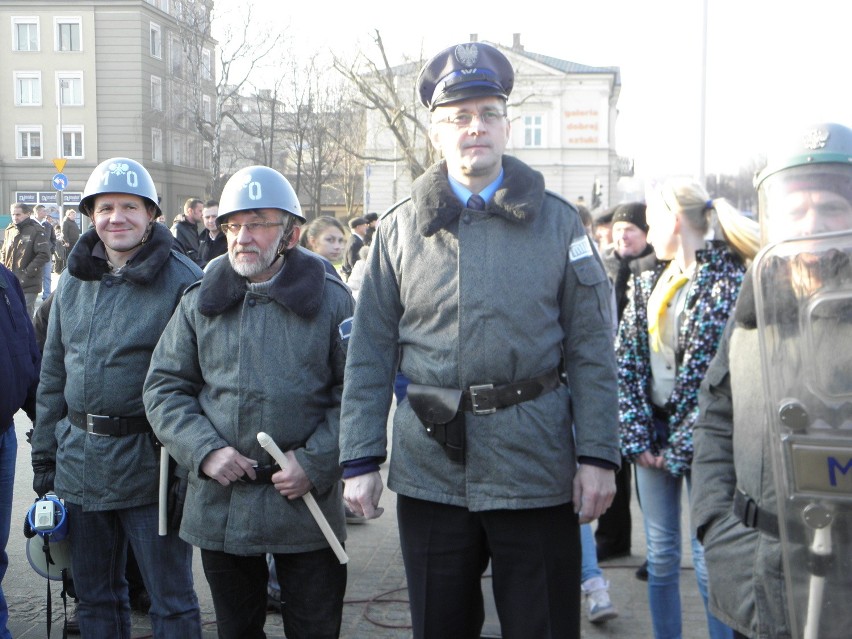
[343,471,385,519]
[201,447,257,486]
[572,464,616,524]
[271,450,313,500]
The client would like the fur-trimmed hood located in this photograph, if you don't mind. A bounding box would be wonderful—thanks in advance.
[414,155,546,237]
[67,222,175,285]
[198,246,327,319]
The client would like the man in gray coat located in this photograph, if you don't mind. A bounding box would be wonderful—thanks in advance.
[693,122,852,639]
[144,166,353,639]
[29,157,203,639]
[339,42,620,638]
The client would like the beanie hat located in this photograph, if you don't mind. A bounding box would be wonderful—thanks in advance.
[611,202,648,233]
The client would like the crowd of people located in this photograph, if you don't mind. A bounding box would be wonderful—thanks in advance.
[2,38,852,639]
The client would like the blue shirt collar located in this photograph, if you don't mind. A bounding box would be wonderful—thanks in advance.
[448,169,504,206]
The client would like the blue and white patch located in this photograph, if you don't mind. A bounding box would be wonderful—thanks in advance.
[338,317,354,342]
[569,235,593,262]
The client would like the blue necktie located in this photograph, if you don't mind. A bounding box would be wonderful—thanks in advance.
[467,194,486,211]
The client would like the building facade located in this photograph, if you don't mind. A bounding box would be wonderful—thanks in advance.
[363,35,632,215]
[1,0,215,225]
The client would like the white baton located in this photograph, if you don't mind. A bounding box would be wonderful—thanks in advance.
[158,446,169,536]
[256,432,349,564]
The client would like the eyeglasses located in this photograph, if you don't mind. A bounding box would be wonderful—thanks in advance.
[220,221,284,235]
[435,109,506,129]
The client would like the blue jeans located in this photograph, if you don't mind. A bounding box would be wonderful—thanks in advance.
[41,259,52,299]
[636,465,732,639]
[0,428,16,639]
[65,501,201,639]
[580,523,602,583]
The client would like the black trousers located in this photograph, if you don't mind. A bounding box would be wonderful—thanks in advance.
[594,457,632,556]
[397,495,581,639]
[200,547,346,639]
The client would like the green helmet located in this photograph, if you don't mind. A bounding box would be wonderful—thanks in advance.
[755,123,852,245]
[79,157,160,217]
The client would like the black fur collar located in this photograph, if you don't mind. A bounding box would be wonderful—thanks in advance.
[414,155,546,237]
[197,245,326,319]
[67,222,174,284]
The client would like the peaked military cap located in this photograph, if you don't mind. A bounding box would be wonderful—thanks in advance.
[417,42,514,111]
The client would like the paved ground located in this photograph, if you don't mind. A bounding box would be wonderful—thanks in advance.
[7,401,711,638]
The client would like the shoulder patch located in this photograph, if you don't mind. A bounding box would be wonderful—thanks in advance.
[544,189,574,209]
[338,316,353,342]
[569,235,593,262]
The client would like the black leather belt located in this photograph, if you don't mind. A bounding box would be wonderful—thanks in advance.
[68,410,152,437]
[460,368,561,416]
[733,488,779,537]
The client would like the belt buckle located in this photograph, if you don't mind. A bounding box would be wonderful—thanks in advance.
[86,414,114,436]
[469,384,496,416]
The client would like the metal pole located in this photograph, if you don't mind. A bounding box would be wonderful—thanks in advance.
[57,79,65,219]
[698,0,708,187]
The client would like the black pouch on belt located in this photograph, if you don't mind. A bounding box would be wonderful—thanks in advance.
[407,383,466,464]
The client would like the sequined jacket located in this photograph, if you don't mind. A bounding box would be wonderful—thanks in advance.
[616,241,745,476]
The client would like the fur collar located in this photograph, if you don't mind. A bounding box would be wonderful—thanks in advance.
[198,245,326,319]
[414,155,546,237]
[67,222,174,284]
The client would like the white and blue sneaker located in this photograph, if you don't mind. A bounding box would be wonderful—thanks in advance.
[581,576,618,624]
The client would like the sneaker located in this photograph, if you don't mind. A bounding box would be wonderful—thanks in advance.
[581,576,618,624]
[635,560,649,582]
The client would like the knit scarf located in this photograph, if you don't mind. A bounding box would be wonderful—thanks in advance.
[647,264,691,352]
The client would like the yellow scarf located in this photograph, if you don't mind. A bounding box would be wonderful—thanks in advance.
[647,267,691,353]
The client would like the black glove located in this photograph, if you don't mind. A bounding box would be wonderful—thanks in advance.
[32,458,56,497]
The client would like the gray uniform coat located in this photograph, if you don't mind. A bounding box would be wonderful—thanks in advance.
[143,249,354,555]
[339,156,620,511]
[30,223,202,509]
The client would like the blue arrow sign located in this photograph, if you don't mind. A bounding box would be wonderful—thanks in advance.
[53,173,68,191]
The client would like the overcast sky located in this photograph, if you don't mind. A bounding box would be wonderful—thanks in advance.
[212,0,851,181]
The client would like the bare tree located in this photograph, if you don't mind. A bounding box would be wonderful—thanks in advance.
[174,1,284,196]
[333,30,435,182]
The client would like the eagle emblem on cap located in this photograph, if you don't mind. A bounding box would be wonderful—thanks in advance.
[455,43,479,67]
[803,127,829,150]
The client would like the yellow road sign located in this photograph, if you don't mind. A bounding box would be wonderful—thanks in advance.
[53,158,67,173]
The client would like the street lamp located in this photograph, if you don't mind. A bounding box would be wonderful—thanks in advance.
[57,78,67,220]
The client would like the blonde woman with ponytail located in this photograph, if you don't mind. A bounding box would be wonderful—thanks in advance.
[616,179,756,639]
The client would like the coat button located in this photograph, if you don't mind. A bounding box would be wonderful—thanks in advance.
[248,298,256,307]
[462,214,471,224]
[104,279,113,287]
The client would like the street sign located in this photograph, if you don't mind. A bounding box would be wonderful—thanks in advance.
[53,173,68,191]
[53,158,67,173]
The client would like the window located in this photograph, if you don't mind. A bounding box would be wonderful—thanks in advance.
[151,75,162,111]
[524,115,543,147]
[150,22,161,58]
[12,17,39,51]
[170,38,183,77]
[55,18,82,52]
[172,134,183,166]
[58,75,83,106]
[14,72,41,106]
[201,48,212,80]
[61,126,84,158]
[152,128,163,162]
[16,126,42,159]
[202,94,211,122]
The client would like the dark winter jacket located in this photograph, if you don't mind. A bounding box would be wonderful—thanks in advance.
[0,264,39,429]
[172,218,202,265]
[1,217,51,293]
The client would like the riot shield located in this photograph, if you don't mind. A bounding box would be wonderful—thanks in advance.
[754,230,852,639]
